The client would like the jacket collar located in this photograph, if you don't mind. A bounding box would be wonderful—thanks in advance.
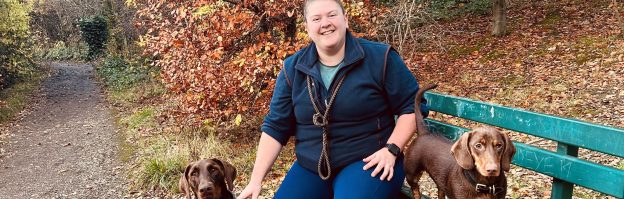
[295,31,365,79]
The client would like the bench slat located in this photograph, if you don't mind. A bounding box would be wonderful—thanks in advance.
[425,120,624,198]
[424,92,624,158]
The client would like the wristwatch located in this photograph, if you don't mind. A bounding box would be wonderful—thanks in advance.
[385,143,401,157]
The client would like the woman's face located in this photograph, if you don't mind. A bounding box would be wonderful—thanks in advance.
[304,0,349,52]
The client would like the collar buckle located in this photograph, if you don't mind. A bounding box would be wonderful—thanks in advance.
[475,183,503,195]
[475,183,488,192]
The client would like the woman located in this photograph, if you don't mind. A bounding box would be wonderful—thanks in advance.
[237,0,427,198]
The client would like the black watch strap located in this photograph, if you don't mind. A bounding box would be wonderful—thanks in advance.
[385,143,400,157]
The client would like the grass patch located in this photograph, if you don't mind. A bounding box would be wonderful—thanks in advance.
[134,134,188,192]
[449,41,485,59]
[109,82,165,106]
[572,36,610,65]
[480,49,507,63]
[424,0,492,20]
[539,11,561,26]
[116,126,136,163]
[131,130,239,193]
[537,9,562,35]
[0,68,46,123]
[121,106,157,130]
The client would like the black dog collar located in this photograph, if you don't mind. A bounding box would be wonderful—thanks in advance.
[463,169,506,196]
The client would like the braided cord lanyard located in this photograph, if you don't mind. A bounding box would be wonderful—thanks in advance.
[306,74,347,180]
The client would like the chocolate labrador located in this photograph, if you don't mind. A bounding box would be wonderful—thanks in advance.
[179,158,237,199]
[404,84,516,199]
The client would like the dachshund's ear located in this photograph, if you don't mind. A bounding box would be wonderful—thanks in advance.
[451,131,475,170]
[212,158,237,191]
[501,132,516,171]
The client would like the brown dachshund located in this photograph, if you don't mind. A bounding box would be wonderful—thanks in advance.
[404,84,516,199]
[179,158,237,199]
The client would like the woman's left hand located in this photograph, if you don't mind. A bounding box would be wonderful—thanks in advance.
[362,147,397,181]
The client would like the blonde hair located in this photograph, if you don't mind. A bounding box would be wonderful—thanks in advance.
[303,0,345,20]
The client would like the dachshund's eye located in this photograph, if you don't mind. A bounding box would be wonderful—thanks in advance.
[209,167,217,173]
[475,143,483,149]
[191,170,199,176]
[496,144,503,150]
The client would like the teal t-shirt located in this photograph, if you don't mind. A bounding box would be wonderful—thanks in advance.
[318,61,344,90]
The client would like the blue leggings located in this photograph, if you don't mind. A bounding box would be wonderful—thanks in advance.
[274,157,405,199]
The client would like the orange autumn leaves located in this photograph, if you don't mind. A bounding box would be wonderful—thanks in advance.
[135,0,383,125]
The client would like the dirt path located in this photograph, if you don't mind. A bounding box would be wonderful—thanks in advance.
[0,62,127,198]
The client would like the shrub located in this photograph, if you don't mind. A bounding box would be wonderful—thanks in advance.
[35,41,88,61]
[97,55,156,91]
[0,0,35,89]
[78,15,109,60]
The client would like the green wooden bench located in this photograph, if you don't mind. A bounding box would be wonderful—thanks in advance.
[402,91,624,198]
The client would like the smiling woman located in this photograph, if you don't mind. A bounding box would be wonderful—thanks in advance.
[236,0,428,199]
[303,0,348,66]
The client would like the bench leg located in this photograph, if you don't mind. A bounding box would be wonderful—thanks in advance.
[552,178,573,199]
[551,143,578,199]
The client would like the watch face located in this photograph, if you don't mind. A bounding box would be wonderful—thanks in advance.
[387,144,399,156]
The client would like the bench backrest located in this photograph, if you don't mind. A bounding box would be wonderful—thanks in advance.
[423,92,624,198]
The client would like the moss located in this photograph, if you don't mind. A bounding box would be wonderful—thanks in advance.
[480,49,507,63]
[538,9,562,35]
[449,41,485,59]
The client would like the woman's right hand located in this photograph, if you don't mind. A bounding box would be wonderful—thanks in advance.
[238,133,283,199]
[236,183,262,199]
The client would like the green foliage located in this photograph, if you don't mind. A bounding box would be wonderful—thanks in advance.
[464,0,491,15]
[139,153,186,191]
[0,70,45,123]
[121,107,156,130]
[33,41,89,61]
[424,0,492,20]
[538,10,562,28]
[0,0,35,88]
[97,55,156,91]
[78,15,109,60]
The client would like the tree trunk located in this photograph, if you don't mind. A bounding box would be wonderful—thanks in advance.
[492,0,507,36]
[613,0,624,37]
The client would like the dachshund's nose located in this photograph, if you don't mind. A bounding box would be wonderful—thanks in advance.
[485,164,499,176]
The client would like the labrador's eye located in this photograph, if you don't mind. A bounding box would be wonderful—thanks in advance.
[496,144,503,150]
[209,167,217,173]
[191,170,199,176]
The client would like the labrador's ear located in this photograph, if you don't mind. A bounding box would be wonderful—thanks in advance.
[222,161,237,191]
[501,132,516,171]
[180,162,194,199]
[184,162,192,185]
[212,158,237,191]
[451,131,475,170]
